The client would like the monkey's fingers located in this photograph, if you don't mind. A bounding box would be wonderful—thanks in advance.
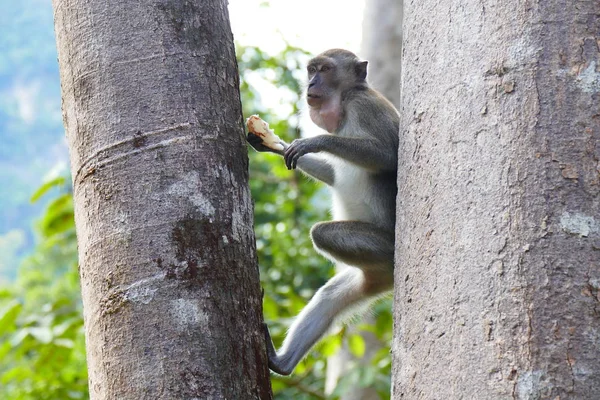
[286,153,300,170]
[285,143,304,170]
[285,148,304,170]
[247,132,269,152]
[291,153,300,170]
[247,132,263,146]
[283,147,295,170]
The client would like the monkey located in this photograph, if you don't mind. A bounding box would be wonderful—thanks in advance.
[247,49,399,375]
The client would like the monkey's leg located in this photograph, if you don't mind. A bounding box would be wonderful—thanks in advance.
[265,221,394,375]
[310,221,395,293]
[265,267,367,375]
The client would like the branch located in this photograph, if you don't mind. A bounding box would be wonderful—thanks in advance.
[271,375,327,399]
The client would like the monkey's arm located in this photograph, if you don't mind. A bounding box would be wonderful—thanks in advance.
[247,133,335,185]
[294,155,335,186]
[284,135,397,172]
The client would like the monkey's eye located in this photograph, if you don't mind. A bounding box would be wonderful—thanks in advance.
[307,66,317,74]
[321,65,330,72]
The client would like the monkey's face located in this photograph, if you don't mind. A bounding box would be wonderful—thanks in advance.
[306,57,337,108]
[306,50,369,109]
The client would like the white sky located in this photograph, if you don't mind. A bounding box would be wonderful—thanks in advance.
[228,0,365,55]
[228,0,366,127]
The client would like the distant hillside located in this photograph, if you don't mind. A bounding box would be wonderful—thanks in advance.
[0,0,69,278]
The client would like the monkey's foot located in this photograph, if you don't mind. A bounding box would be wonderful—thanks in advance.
[263,323,293,376]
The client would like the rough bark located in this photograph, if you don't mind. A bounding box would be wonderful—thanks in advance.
[53,0,272,398]
[393,0,600,399]
[325,1,403,398]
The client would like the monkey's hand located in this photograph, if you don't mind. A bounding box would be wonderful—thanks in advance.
[284,138,321,170]
[246,115,286,154]
[247,132,284,154]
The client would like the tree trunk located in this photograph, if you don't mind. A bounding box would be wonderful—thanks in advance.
[393,1,600,399]
[53,1,272,398]
[361,0,403,107]
[325,1,403,399]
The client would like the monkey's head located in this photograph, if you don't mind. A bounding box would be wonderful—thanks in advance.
[306,49,368,108]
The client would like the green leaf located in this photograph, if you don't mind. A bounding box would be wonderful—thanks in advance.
[30,176,67,203]
[1,365,32,384]
[39,192,74,237]
[348,333,366,358]
[359,365,377,387]
[262,295,279,319]
[9,329,29,347]
[29,326,53,343]
[54,338,74,348]
[0,340,11,359]
[0,300,21,331]
[319,334,342,357]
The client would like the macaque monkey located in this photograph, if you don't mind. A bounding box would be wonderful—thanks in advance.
[247,49,399,375]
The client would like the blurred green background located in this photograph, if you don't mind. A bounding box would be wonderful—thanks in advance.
[0,1,391,399]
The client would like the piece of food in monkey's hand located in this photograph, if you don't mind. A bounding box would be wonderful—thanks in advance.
[246,115,285,151]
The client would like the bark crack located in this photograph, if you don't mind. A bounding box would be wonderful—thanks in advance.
[511,369,518,400]
[74,134,192,189]
[566,336,576,393]
[526,303,534,365]
[74,122,192,184]
[113,52,186,66]
[585,264,600,317]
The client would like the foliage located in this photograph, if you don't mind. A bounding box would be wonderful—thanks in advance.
[0,0,66,264]
[0,178,88,399]
[0,44,392,400]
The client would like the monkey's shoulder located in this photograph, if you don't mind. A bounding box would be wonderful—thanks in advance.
[343,88,399,123]
[340,88,399,147]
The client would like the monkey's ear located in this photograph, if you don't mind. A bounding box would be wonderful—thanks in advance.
[355,60,368,81]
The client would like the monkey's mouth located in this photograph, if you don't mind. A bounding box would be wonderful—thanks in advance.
[307,93,322,106]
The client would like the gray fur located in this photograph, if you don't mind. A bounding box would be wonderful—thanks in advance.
[249,49,399,375]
